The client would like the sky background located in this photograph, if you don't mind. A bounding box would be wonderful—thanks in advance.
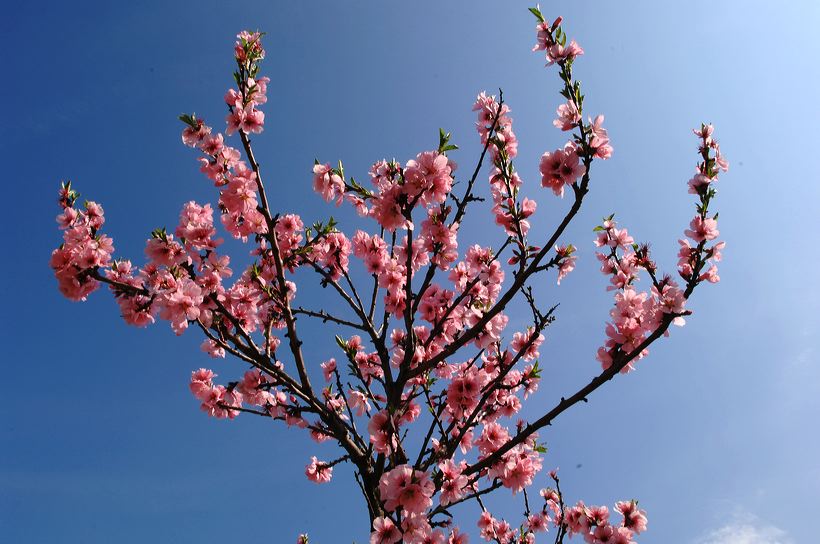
[2,1,819,543]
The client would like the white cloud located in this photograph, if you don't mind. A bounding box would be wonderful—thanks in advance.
[695,514,793,544]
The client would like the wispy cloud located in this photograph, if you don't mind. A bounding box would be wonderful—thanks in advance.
[694,513,793,544]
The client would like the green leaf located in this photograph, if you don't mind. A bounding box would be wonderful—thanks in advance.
[438,128,456,153]
[178,113,197,127]
[528,6,545,22]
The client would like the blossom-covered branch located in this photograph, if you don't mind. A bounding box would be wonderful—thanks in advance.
[51,8,728,544]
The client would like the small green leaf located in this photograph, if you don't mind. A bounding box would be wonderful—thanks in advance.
[178,113,198,127]
[438,128,457,153]
[528,6,545,22]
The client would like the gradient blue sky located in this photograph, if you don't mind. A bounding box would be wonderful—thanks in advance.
[2,1,819,543]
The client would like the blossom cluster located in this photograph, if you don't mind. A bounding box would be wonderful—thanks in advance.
[470,470,648,544]
[50,184,113,301]
[594,124,727,373]
[52,10,729,544]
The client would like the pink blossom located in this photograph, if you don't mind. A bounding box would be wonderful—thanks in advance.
[378,464,434,514]
[554,101,580,131]
[200,340,225,358]
[528,512,548,533]
[371,517,402,544]
[475,422,510,456]
[608,228,634,250]
[556,245,577,285]
[275,213,305,261]
[540,143,584,197]
[312,231,351,281]
[312,163,345,205]
[685,215,719,242]
[305,456,333,484]
[145,234,189,268]
[371,184,407,231]
[709,241,726,262]
[700,264,720,283]
[176,201,219,251]
[189,368,215,401]
[589,115,613,159]
[368,410,397,454]
[199,133,224,155]
[226,104,265,135]
[473,92,510,139]
[421,213,459,270]
[447,527,469,544]
[199,384,241,419]
[235,30,265,63]
[353,230,389,274]
[688,172,711,194]
[182,118,211,147]
[616,500,647,534]
[404,151,455,206]
[348,389,371,416]
[511,328,545,362]
[532,21,552,52]
[488,443,543,493]
[157,277,204,335]
[446,367,487,419]
[545,39,584,66]
[321,358,337,382]
[439,460,469,506]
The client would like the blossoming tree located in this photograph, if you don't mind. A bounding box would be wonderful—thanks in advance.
[51,7,728,544]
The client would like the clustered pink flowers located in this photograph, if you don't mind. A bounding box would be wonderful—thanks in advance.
[51,191,113,301]
[475,476,648,544]
[594,124,728,374]
[52,9,728,544]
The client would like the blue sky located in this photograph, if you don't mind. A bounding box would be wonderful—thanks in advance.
[2,1,819,543]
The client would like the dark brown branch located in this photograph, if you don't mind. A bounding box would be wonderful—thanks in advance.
[465,311,683,477]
